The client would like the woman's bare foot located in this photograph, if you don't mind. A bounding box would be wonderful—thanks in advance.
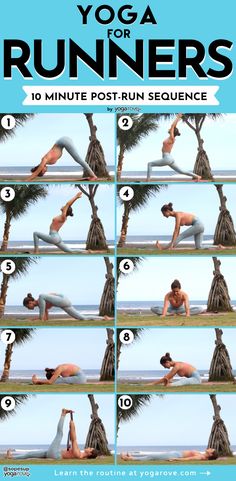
[156,240,162,250]
[193,175,201,182]
[217,244,226,250]
[104,316,114,320]
[62,409,74,416]
[121,452,132,461]
[6,449,12,459]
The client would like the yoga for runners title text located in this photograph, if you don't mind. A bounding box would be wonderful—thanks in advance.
[3,4,233,80]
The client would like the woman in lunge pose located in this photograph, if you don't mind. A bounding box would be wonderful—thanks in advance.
[147,114,201,181]
[26,136,97,181]
[23,292,113,321]
[33,192,82,254]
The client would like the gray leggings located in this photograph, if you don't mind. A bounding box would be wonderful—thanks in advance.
[33,230,73,253]
[55,136,95,177]
[151,305,205,316]
[38,293,104,321]
[171,370,202,386]
[10,414,65,459]
[173,218,205,249]
[147,153,198,180]
[131,451,183,461]
[55,370,87,384]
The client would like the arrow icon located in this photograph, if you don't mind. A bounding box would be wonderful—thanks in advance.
[199,471,211,476]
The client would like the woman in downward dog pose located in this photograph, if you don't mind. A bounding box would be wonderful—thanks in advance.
[148,352,201,387]
[23,293,113,321]
[33,192,82,254]
[147,114,201,181]
[32,364,87,385]
[26,137,97,182]
[6,409,98,460]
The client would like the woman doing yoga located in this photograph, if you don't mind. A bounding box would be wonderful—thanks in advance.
[23,293,113,321]
[32,364,87,385]
[33,192,82,254]
[121,448,218,462]
[26,137,97,182]
[151,279,205,317]
[6,409,98,460]
[148,352,201,387]
[147,114,201,181]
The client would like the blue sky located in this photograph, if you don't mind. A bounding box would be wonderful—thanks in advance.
[1,256,111,305]
[117,394,236,447]
[0,394,114,445]
[0,114,115,167]
[117,256,236,301]
[0,328,110,370]
[118,328,236,371]
[0,184,115,241]
[118,114,236,172]
[117,184,236,235]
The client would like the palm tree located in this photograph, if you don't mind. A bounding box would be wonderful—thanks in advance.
[117,184,167,247]
[182,114,223,179]
[77,184,108,250]
[207,394,232,456]
[99,257,114,317]
[100,328,114,381]
[0,257,38,318]
[0,395,30,421]
[213,185,236,246]
[207,257,232,312]
[116,328,146,370]
[0,114,34,142]
[117,114,159,180]
[116,256,144,290]
[208,329,234,382]
[85,394,111,455]
[0,185,48,251]
[84,114,110,178]
[117,394,152,434]
[0,329,36,382]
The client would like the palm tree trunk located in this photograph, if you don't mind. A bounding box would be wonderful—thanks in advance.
[117,145,125,181]
[85,394,111,455]
[116,337,122,370]
[193,131,213,180]
[100,329,115,381]
[207,257,232,312]
[214,185,236,245]
[1,343,14,382]
[86,189,108,250]
[1,210,11,251]
[118,203,130,247]
[84,114,110,178]
[208,394,232,456]
[99,258,114,316]
[0,273,10,318]
[209,329,234,382]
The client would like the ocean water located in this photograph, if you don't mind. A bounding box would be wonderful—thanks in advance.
[0,443,114,452]
[3,239,114,250]
[2,369,100,380]
[118,234,214,245]
[3,304,100,316]
[121,169,236,177]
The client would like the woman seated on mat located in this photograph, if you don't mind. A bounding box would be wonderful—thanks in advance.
[121,448,218,462]
[26,137,97,182]
[23,292,113,321]
[6,409,98,460]
[148,352,201,387]
[32,364,87,385]
[151,279,205,317]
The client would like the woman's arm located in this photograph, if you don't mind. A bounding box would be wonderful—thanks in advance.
[147,376,169,386]
[25,158,47,182]
[161,294,170,316]
[164,365,179,380]
[32,366,63,385]
[61,192,82,218]
[183,293,190,317]
[170,213,181,246]
[169,114,183,139]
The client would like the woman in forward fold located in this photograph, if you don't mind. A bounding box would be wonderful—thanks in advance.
[147,114,201,181]
[148,352,201,387]
[6,409,98,460]
[121,448,218,462]
[23,292,113,321]
[33,192,82,254]
[31,364,87,385]
[26,136,97,182]
[156,202,225,250]
[151,279,205,317]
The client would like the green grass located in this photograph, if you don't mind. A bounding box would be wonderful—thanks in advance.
[117,248,236,256]
[0,318,114,327]
[0,382,114,393]
[117,313,236,326]
[118,457,236,465]
[117,383,236,393]
[0,456,114,465]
